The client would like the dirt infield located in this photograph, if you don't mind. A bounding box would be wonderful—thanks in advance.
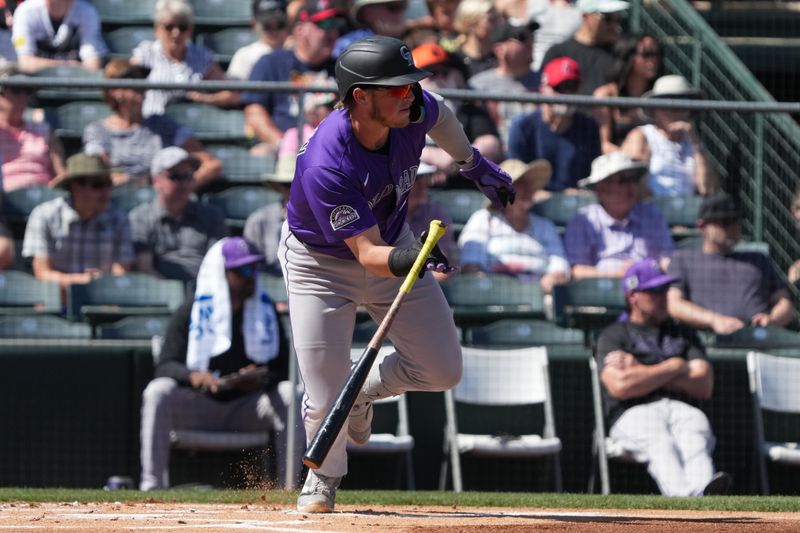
[1,501,799,532]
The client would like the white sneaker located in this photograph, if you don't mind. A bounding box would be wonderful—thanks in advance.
[296,470,341,513]
[347,402,373,445]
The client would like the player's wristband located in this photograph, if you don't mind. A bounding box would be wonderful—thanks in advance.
[388,247,420,277]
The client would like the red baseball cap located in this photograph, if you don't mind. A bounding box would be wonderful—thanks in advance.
[542,57,581,89]
[296,0,346,24]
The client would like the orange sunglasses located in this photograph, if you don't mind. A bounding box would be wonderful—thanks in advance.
[377,83,414,99]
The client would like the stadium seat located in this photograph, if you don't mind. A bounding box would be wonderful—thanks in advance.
[346,346,416,489]
[207,144,275,184]
[105,26,156,58]
[191,0,251,26]
[441,274,546,328]
[646,195,703,239]
[588,356,647,495]
[440,346,562,492]
[30,66,102,103]
[66,273,185,325]
[0,271,61,315]
[48,101,112,142]
[551,278,626,340]
[465,319,584,347]
[716,326,800,350]
[111,185,156,212]
[0,315,91,339]
[746,351,800,495]
[91,0,156,25]
[427,188,486,233]
[259,272,288,310]
[532,192,596,229]
[198,28,256,64]
[2,185,66,238]
[95,315,171,340]
[165,103,246,143]
[202,186,281,229]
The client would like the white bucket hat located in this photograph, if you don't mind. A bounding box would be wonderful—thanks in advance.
[578,151,647,189]
[643,74,703,99]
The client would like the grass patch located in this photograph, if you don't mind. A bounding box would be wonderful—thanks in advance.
[0,489,798,513]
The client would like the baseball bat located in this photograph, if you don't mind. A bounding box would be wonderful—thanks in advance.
[303,220,448,469]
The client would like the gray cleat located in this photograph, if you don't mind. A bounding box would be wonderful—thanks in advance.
[296,470,341,513]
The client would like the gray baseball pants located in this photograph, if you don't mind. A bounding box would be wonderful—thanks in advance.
[278,222,462,478]
[139,378,304,490]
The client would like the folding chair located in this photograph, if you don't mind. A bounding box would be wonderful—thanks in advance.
[202,186,281,229]
[441,274,546,329]
[465,319,584,347]
[746,351,800,495]
[588,356,646,494]
[0,271,61,315]
[165,103,246,143]
[0,315,91,339]
[66,273,185,326]
[440,346,562,492]
[346,346,416,489]
[532,192,596,230]
[105,26,156,58]
[198,29,257,63]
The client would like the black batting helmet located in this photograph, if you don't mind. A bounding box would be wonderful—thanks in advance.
[335,36,431,100]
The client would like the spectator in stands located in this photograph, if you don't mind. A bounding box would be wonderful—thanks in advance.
[0,208,13,270]
[0,63,66,192]
[140,236,303,491]
[227,0,291,81]
[129,147,228,284]
[528,0,581,71]
[83,59,222,188]
[564,151,674,279]
[242,0,345,155]
[506,57,600,194]
[11,0,107,73]
[621,75,718,197]
[131,0,238,117]
[0,2,18,64]
[450,0,499,78]
[459,158,569,292]
[596,258,732,497]
[787,188,800,286]
[406,162,456,282]
[593,33,662,154]
[333,0,408,58]
[22,153,134,289]
[468,20,539,144]
[667,192,794,335]
[423,0,461,52]
[244,155,295,276]
[541,0,628,95]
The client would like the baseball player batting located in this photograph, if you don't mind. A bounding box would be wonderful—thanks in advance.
[277,35,515,513]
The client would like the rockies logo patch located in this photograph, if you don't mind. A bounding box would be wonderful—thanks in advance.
[330,205,360,231]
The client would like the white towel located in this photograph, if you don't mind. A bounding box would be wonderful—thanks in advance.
[186,239,280,372]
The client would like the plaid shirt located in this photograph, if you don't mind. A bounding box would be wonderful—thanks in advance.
[22,196,134,273]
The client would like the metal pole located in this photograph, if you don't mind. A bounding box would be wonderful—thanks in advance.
[753,114,764,241]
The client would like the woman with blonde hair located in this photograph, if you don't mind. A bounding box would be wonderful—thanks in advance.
[131,0,237,116]
[451,0,499,78]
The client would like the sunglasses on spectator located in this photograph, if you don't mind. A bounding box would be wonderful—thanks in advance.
[315,18,346,30]
[381,1,408,12]
[610,172,642,185]
[76,177,113,189]
[552,80,579,94]
[261,18,288,31]
[374,83,413,99]
[601,13,622,23]
[637,50,660,59]
[643,285,670,295]
[229,264,259,278]
[167,171,194,182]
[163,21,190,32]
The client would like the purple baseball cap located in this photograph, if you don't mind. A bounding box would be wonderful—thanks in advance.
[221,237,265,269]
[622,258,678,294]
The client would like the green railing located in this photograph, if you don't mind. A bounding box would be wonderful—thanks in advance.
[631,0,800,274]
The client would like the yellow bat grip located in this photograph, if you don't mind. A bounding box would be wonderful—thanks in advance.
[400,219,448,294]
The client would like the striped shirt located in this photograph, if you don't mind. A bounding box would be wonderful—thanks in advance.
[22,196,134,273]
[132,40,214,117]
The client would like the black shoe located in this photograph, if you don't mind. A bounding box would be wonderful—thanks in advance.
[703,471,732,496]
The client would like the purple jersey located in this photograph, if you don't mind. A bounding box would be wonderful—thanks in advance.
[286,90,440,259]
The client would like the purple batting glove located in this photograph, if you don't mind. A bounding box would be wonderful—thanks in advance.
[459,147,516,209]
